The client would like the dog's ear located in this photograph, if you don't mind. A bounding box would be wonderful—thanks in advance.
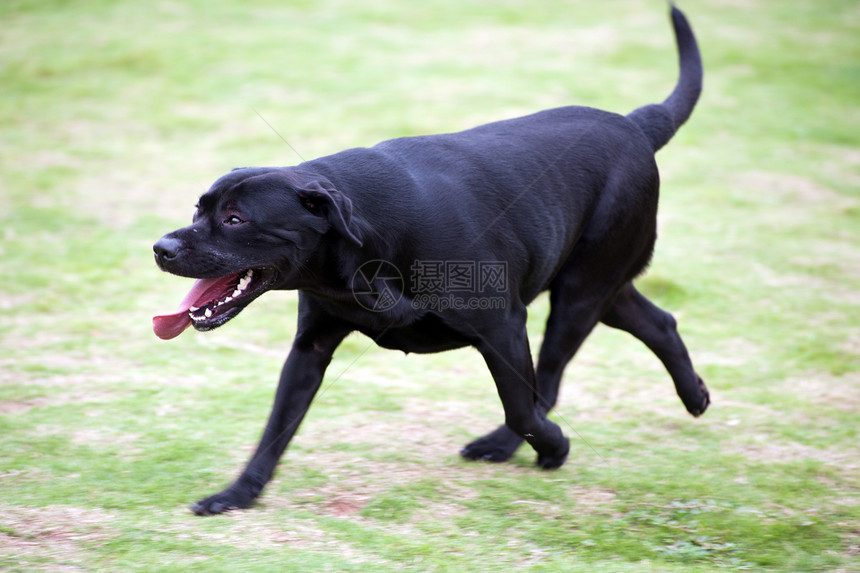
[296,180,364,247]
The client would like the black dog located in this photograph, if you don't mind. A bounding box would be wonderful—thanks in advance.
[153,6,710,515]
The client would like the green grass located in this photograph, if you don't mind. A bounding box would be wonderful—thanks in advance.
[2,0,859,570]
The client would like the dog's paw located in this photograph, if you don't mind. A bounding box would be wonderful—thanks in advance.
[460,425,524,463]
[686,376,711,417]
[536,437,570,470]
[191,487,256,516]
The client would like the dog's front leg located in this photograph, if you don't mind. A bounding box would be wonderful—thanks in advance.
[191,320,350,515]
[473,316,570,469]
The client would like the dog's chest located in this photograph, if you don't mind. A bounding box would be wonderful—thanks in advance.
[358,315,473,354]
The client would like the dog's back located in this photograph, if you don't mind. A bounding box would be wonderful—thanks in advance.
[305,6,702,302]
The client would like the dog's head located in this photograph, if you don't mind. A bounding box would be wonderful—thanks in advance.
[152,167,362,339]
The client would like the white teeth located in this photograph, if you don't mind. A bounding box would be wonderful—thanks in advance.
[235,270,254,294]
[190,270,255,322]
[214,295,233,308]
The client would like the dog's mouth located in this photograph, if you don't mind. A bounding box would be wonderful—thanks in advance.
[152,267,276,340]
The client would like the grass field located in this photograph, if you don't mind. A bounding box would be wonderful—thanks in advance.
[1,0,859,570]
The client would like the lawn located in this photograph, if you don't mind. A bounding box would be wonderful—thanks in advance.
[1,0,858,571]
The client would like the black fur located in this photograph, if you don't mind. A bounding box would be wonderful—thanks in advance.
[153,6,710,515]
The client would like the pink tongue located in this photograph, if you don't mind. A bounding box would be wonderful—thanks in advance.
[152,276,234,340]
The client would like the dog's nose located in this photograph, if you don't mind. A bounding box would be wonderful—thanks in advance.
[153,236,182,265]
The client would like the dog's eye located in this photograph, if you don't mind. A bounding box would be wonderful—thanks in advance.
[224,215,244,226]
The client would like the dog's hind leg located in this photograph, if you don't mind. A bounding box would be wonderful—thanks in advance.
[601,282,710,416]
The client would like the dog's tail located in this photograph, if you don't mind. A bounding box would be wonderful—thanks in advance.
[627,5,702,152]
